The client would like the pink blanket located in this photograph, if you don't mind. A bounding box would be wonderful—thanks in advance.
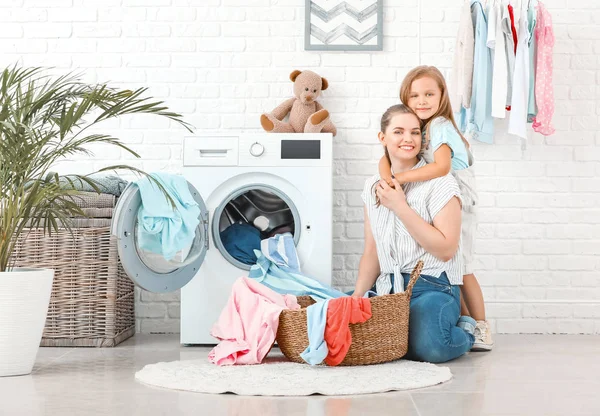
[209,276,300,366]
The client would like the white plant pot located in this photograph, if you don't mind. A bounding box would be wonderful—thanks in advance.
[0,268,54,377]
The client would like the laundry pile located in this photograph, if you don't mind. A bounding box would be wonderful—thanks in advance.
[248,234,347,301]
[217,189,296,265]
[209,233,372,367]
[452,0,554,143]
[301,296,372,366]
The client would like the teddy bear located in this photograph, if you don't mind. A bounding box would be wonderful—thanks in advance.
[260,70,337,136]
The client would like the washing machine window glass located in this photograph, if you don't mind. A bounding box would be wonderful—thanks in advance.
[212,184,300,270]
[112,182,208,293]
[134,222,203,274]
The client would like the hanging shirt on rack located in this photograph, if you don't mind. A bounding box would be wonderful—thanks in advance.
[532,1,555,135]
[508,5,531,139]
[502,2,516,109]
[489,0,509,118]
[449,0,475,111]
[486,0,497,47]
[508,4,518,53]
[512,0,523,33]
[527,0,538,122]
[458,0,494,144]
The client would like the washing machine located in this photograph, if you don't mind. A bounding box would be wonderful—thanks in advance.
[111,133,333,345]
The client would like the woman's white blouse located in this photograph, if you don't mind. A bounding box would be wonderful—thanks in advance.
[361,158,464,294]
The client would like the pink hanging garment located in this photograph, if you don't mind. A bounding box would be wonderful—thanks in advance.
[208,276,300,366]
[532,2,555,136]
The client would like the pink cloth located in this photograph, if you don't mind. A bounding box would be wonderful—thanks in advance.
[208,277,300,366]
[532,2,555,136]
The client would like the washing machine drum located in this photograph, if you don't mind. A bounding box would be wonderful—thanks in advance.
[111,181,208,293]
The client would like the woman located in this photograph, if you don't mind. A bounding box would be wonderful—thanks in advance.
[352,104,475,363]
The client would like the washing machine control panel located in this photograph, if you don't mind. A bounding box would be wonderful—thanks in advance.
[183,133,332,168]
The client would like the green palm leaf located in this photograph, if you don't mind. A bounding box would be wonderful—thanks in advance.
[0,65,193,271]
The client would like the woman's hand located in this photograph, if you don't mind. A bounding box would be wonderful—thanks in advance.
[376,178,407,211]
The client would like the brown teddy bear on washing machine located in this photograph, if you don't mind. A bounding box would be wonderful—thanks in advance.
[260,69,337,136]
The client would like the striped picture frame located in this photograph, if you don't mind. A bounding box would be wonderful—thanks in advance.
[305,0,383,51]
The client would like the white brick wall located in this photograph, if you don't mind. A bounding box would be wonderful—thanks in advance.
[3,0,599,334]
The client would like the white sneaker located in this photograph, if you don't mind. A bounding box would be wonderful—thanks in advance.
[471,320,493,351]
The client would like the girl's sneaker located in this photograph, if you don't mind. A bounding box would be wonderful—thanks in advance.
[472,320,494,351]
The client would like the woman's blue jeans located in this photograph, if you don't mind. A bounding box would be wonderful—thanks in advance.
[399,272,474,363]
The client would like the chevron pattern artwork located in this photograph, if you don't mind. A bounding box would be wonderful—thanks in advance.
[304,0,383,51]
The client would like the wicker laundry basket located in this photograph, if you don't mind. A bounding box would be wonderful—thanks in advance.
[9,192,135,347]
[276,261,423,366]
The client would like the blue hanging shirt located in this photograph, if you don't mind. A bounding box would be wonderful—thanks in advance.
[457,0,495,144]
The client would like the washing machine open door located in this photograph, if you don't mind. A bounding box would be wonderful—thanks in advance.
[111,181,208,293]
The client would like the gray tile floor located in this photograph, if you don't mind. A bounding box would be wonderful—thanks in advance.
[1,334,598,416]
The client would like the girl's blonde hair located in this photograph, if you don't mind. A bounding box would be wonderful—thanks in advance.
[399,65,470,148]
[374,104,422,206]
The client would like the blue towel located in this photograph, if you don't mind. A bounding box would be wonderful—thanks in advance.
[248,238,347,301]
[135,173,200,261]
[220,223,261,265]
[300,299,330,365]
[260,233,301,272]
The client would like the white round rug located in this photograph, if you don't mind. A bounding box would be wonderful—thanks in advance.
[135,357,452,396]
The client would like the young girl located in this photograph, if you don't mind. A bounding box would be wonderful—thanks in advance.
[378,66,493,351]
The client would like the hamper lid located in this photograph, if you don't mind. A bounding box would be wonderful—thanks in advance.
[111,181,208,293]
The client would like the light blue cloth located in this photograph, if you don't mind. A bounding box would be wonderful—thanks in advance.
[458,0,494,144]
[300,299,330,365]
[135,173,200,261]
[527,0,538,123]
[428,117,470,170]
[260,233,301,272]
[248,239,347,300]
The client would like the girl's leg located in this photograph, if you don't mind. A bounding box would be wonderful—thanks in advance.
[457,171,492,350]
[462,273,486,321]
[460,288,470,316]
[462,273,494,351]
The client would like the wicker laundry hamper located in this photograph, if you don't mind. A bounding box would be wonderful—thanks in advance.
[9,192,135,347]
[276,261,423,366]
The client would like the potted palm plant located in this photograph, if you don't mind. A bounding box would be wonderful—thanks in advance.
[0,66,191,377]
